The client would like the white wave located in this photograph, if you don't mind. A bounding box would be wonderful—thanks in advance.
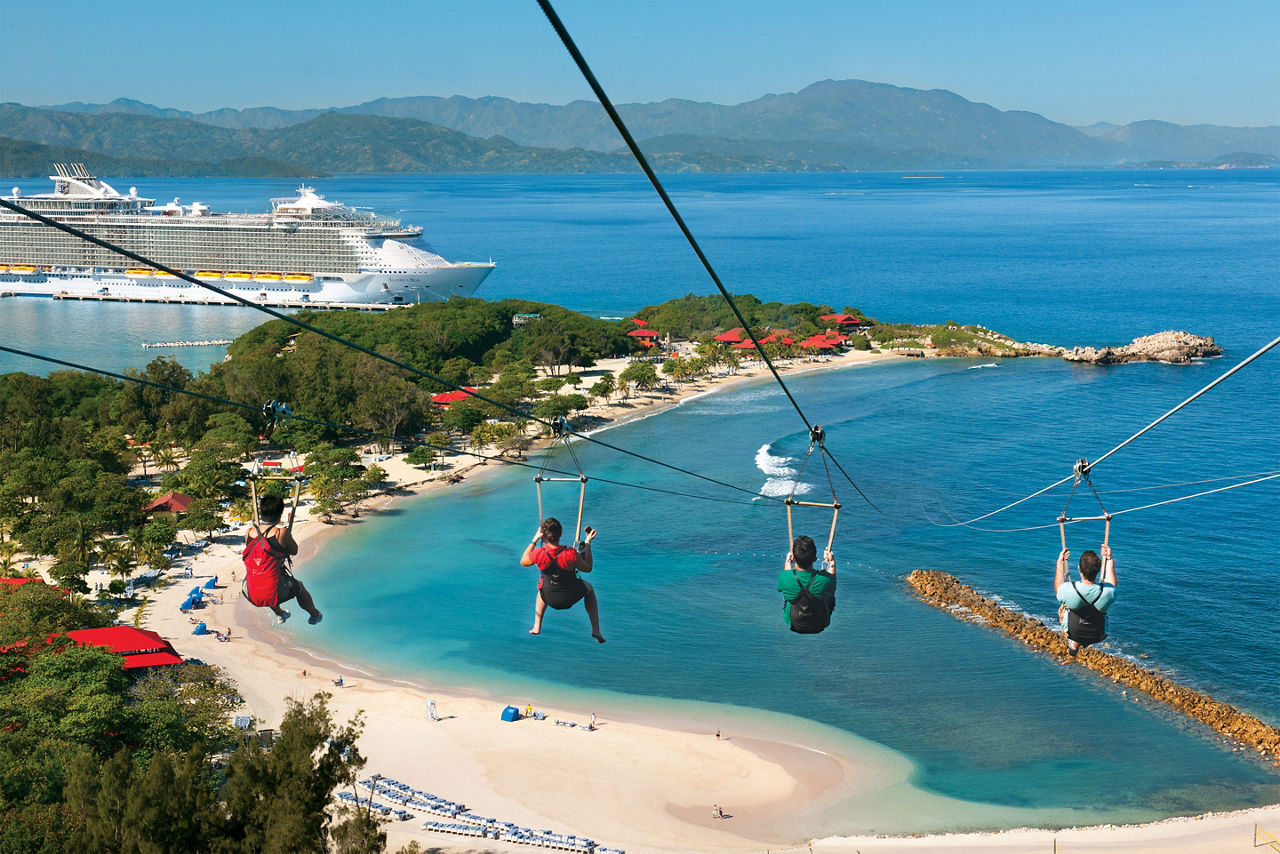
[755,443,812,498]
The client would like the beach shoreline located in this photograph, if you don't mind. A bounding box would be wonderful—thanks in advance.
[115,347,1279,853]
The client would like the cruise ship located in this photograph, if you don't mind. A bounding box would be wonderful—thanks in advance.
[0,164,495,306]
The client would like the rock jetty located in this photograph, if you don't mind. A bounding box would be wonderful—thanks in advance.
[1062,331,1221,365]
[927,328,1220,364]
[906,569,1280,765]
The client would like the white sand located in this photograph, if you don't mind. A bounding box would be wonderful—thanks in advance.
[97,347,1279,853]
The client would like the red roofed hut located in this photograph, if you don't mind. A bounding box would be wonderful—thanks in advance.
[143,491,193,514]
[626,328,660,339]
[714,327,745,343]
[66,626,183,670]
[820,313,868,326]
[431,387,477,406]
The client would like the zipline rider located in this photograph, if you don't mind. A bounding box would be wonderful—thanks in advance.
[1054,541,1117,655]
[777,535,836,634]
[520,516,606,643]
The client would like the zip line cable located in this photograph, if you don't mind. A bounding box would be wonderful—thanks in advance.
[924,472,1280,534]
[1086,332,1280,472]
[535,0,879,514]
[0,343,764,509]
[0,196,777,504]
[942,332,1280,528]
[959,470,1280,498]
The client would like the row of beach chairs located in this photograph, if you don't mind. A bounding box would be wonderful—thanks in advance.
[335,791,412,821]
[553,719,592,729]
[357,774,622,853]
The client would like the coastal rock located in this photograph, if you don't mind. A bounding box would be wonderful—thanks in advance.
[906,569,1280,765]
[1063,331,1221,365]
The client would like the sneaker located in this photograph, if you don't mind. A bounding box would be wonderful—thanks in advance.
[275,609,291,625]
[308,611,324,625]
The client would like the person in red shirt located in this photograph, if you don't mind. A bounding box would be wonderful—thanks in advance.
[519,517,605,643]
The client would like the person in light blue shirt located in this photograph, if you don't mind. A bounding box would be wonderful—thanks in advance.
[1054,542,1117,655]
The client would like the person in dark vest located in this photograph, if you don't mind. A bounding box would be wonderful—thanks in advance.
[776,535,836,633]
[1054,542,1116,654]
[519,516,605,643]
[243,493,322,626]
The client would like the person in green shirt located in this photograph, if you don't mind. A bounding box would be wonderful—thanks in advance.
[776,534,836,633]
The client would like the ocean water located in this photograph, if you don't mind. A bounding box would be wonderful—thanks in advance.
[2,170,1277,829]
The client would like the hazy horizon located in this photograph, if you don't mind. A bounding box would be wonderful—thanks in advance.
[3,1,1277,128]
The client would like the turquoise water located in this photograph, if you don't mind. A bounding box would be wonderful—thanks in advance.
[2,171,1277,828]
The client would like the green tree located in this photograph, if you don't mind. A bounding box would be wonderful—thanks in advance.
[588,374,616,403]
[221,694,366,854]
[618,362,659,399]
[403,446,436,469]
[440,401,487,436]
[181,498,226,540]
[196,412,260,462]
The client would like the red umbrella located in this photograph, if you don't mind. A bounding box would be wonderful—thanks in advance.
[630,318,648,326]
[714,327,745,343]
[431,387,477,405]
[627,328,660,338]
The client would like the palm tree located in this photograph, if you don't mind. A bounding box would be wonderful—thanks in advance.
[154,446,180,473]
[109,550,135,584]
[0,541,18,577]
[126,527,148,569]
[134,444,152,476]
[66,518,98,569]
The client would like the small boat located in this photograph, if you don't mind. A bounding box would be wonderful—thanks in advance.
[156,271,177,278]
[195,271,223,278]
[125,268,154,276]
[283,272,313,282]
[225,271,252,279]
[10,265,37,273]
[255,272,283,281]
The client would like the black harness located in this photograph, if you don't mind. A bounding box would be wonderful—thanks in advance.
[1066,580,1108,647]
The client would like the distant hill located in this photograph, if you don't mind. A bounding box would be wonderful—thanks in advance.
[27,79,1280,172]
[0,107,839,174]
[0,137,321,178]
[1078,119,1280,162]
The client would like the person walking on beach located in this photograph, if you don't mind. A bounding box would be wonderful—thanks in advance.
[520,517,605,643]
[1055,542,1116,654]
[243,493,323,626]
[777,535,836,634]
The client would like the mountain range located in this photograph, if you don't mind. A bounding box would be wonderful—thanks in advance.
[3,79,1276,176]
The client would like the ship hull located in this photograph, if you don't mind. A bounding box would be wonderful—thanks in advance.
[0,263,493,306]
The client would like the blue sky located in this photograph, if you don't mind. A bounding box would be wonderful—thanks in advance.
[3,0,1278,126]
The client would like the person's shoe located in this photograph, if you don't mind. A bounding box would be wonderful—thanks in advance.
[308,611,323,625]
[276,609,291,625]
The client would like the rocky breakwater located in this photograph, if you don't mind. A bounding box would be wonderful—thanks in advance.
[906,569,1280,765]
[1063,330,1221,365]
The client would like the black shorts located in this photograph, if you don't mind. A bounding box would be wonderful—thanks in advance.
[540,572,586,610]
[276,572,299,605]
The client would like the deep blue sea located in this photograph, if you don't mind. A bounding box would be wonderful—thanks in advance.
[2,170,1277,831]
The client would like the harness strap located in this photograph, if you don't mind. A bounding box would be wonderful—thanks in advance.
[1068,579,1106,622]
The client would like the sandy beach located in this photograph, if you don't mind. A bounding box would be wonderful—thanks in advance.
[93,347,1279,854]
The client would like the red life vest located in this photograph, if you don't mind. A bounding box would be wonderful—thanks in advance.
[243,530,288,608]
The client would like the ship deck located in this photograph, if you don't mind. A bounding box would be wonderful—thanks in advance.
[24,292,407,311]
